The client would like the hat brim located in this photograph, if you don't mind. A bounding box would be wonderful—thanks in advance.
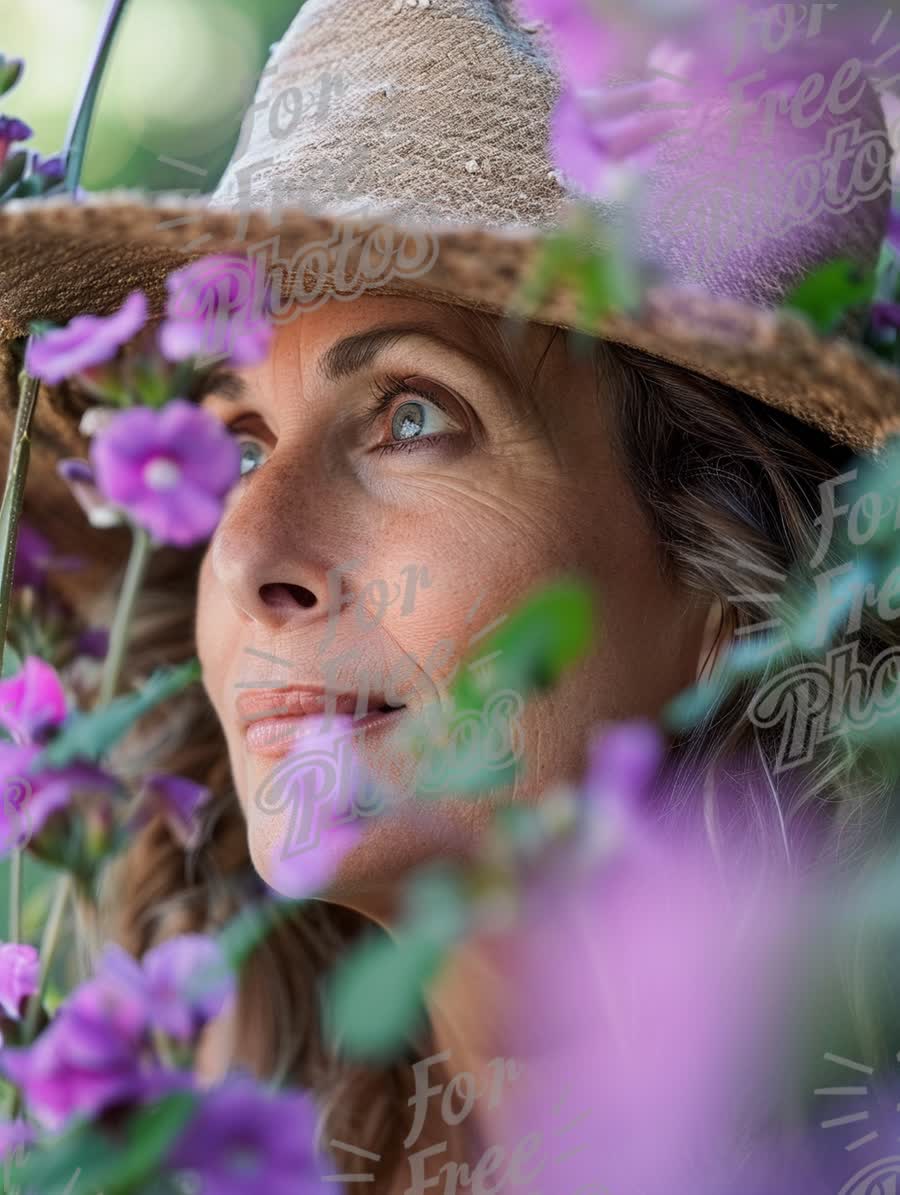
[2,187,900,467]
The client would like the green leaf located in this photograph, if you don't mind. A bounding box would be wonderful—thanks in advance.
[0,149,27,200]
[216,895,301,971]
[323,925,445,1061]
[2,640,23,678]
[37,657,202,769]
[782,258,876,335]
[9,1092,197,1195]
[450,577,594,714]
[0,56,24,96]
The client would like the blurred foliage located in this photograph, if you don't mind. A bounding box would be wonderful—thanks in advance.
[4,0,305,194]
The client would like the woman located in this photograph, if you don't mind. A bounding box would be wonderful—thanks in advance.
[2,0,900,1188]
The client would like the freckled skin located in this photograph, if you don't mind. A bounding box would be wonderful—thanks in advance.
[195,294,710,924]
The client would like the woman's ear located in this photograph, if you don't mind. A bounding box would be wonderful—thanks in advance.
[695,595,731,683]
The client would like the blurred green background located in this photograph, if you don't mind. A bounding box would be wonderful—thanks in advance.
[0,0,306,945]
[4,0,305,192]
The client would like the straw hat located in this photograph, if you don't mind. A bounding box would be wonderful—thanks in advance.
[1,0,900,599]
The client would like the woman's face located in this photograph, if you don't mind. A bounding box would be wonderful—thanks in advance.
[196,294,710,919]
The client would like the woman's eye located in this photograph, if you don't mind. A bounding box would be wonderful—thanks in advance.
[389,399,449,443]
[236,436,269,477]
[370,377,464,455]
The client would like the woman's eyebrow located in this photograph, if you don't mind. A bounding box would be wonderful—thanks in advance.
[195,320,521,404]
[316,322,503,386]
[193,367,249,404]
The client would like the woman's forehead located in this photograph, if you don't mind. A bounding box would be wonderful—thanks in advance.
[226,293,571,414]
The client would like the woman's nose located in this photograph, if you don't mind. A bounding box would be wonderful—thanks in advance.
[208,453,345,632]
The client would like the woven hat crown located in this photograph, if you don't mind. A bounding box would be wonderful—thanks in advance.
[208,0,892,311]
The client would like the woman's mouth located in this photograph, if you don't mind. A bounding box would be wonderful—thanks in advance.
[237,687,407,758]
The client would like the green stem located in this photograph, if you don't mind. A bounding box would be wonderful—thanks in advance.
[0,368,40,678]
[23,873,72,1043]
[62,0,132,193]
[8,849,22,944]
[98,525,152,707]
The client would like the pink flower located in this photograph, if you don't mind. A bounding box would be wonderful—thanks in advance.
[25,291,148,385]
[0,943,38,1021]
[0,656,68,745]
[89,399,241,547]
[159,255,273,366]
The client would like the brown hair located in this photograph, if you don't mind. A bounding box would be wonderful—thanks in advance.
[99,309,898,1186]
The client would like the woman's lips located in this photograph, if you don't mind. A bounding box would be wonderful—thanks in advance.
[237,687,407,758]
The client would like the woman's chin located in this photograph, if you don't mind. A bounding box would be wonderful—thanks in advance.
[246,788,494,920]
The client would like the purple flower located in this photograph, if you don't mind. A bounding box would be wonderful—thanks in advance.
[159,255,273,366]
[11,522,82,592]
[264,715,368,899]
[0,970,153,1130]
[25,291,148,385]
[870,301,900,334]
[584,719,664,811]
[0,116,31,168]
[0,744,71,853]
[89,399,241,547]
[0,656,68,745]
[96,937,233,1045]
[0,943,38,1021]
[0,742,120,860]
[74,626,109,661]
[168,1075,331,1194]
[32,153,63,181]
[518,0,620,90]
[887,208,900,255]
[142,936,234,1042]
[131,773,212,849]
[550,43,696,198]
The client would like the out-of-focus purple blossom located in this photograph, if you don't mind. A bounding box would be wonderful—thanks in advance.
[74,626,109,661]
[265,715,368,899]
[25,291,147,385]
[142,936,234,1042]
[0,116,31,168]
[32,153,63,181]
[886,208,900,255]
[130,773,212,850]
[0,1119,34,1161]
[167,1075,331,1195]
[0,656,68,745]
[551,41,694,197]
[0,742,120,859]
[585,718,664,810]
[0,943,38,1021]
[533,1,849,200]
[0,969,153,1131]
[57,458,124,530]
[496,793,810,1195]
[870,301,900,334]
[97,937,233,1045]
[159,255,273,366]
[12,522,82,591]
[89,399,241,547]
[518,0,620,89]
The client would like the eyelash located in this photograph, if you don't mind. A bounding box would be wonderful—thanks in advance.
[363,373,458,456]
